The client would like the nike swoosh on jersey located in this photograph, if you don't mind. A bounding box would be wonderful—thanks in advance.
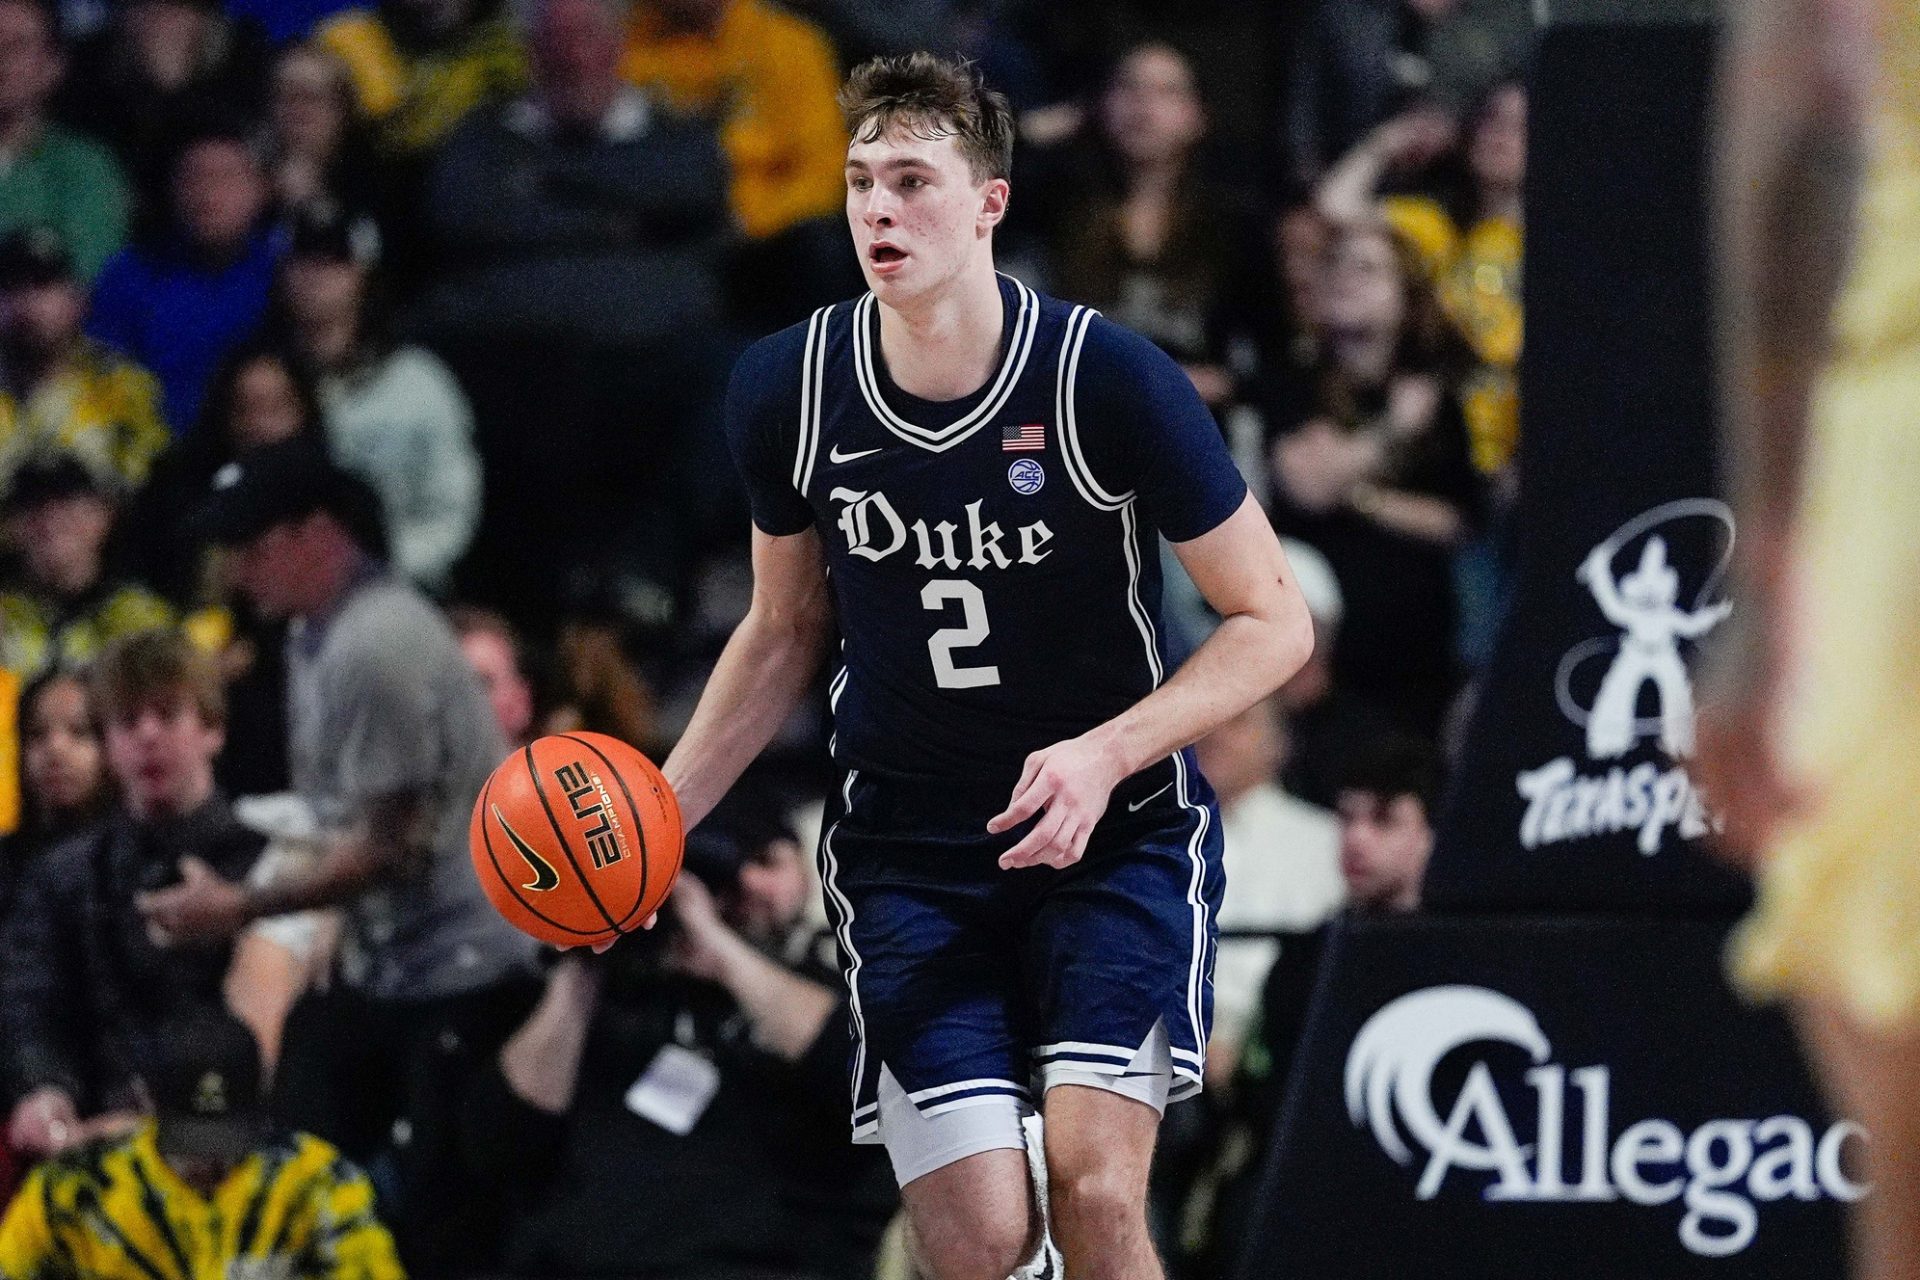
[493,804,561,891]
[1126,782,1174,813]
[829,444,883,463]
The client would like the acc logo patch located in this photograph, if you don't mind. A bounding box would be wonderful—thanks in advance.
[1007,458,1045,495]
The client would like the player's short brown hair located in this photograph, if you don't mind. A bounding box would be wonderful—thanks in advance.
[92,627,226,729]
[839,52,1015,182]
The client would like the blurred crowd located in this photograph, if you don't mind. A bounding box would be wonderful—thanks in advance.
[0,0,1532,1276]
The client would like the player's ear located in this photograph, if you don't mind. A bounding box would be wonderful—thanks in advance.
[978,177,1010,232]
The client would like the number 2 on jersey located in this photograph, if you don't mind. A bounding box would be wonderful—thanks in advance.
[921,580,1000,689]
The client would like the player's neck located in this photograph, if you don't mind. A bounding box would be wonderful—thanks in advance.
[875,262,1005,403]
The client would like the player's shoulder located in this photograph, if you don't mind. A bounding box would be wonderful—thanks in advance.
[1062,308,1191,402]
[733,301,856,385]
[728,301,850,409]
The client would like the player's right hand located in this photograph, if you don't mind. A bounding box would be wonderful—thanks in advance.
[557,912,656,955]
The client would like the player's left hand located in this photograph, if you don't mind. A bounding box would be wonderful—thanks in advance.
[137,857,252,945]
[989,734,1126,870]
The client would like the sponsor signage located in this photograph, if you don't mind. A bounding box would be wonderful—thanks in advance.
[1239,915,1853,1278]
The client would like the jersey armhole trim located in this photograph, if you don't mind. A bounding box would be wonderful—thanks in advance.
[1056,306,1136,512]
[793,304,833,499]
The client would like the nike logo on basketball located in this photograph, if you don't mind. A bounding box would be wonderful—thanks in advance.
[1127,782,1173,813]
[493,804,560,891]
[829,444,882,463]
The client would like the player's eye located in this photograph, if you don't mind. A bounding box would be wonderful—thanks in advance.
[849,177,871,192]
[901,175,925,190]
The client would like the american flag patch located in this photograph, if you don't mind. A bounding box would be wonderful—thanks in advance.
[1002,422,1045,452]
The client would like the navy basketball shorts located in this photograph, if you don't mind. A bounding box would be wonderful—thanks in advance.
[816,755,1225,1186]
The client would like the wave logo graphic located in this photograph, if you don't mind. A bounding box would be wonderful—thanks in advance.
[1345,985,1550,1168]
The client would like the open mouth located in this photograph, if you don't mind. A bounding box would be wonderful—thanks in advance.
[870,244,907,266]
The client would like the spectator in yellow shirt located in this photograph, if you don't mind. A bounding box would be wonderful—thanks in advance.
[0,454,174,682]
[0,228,168,499]
[620,0,846,242]
[0,1013,403,1280]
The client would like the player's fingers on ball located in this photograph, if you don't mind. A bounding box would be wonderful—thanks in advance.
[591,937,617,955]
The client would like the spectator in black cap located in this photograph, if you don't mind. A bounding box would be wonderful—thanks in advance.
[467,785,897,1280]
[138,436,537,1274]
[52,0,271,211]
[0,450,174,681]
[0,1011,404,1280]
[0,0,129,280]
[0,226,168,498]
[118,342,327,798]
[87,122,281,434]
[274,199,480,594]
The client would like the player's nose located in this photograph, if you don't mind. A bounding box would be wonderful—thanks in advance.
[860,190,896,227]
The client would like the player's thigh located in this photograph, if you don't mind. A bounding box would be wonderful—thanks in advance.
[1025,804,1224,1096]
[827,796,1035,1178]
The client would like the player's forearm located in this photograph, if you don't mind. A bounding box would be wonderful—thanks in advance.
[1714,0,1867,578]
[1091,603,1313,781]
[662,601,833,832]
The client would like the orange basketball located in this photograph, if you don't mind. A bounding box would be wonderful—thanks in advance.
[468,732,684,948]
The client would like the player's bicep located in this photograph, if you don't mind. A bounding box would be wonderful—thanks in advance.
[748,525,832,634]
[1171,494,1309,633]
[1076,320,1246,541]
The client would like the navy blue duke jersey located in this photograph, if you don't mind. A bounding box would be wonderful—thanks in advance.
[726,274,1247,794]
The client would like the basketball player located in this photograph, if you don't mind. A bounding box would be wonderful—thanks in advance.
[1702,3,1920,1279]
[654,54,1312,1280]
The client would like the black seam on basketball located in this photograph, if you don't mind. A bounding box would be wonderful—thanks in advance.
[561,734,654,931]
[478,773,605,938]
[524,743,621,933]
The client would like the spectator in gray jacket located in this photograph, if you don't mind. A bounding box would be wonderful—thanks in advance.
[277,199,481,593]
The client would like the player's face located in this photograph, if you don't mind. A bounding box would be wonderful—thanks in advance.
[846,127,1006,306]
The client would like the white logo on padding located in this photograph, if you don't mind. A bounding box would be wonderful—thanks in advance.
[1564,500,1734,761]
[1514,500,1733,855]
[1345,985,1868,1257]
[1346,985,1548,1169]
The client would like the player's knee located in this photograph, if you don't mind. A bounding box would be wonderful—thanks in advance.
[1047,1158,1146,1248]
[907,1206,1034,1280]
